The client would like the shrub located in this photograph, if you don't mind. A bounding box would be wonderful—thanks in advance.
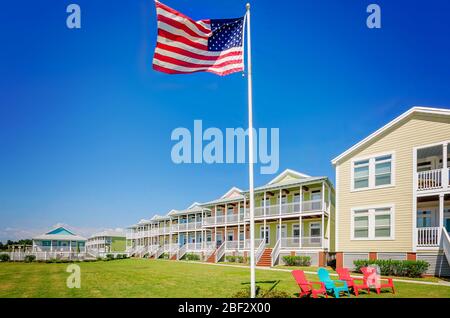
[0,254,10,262]
[161,253,169,259]
[24,255,36,263]
[236,256,244,263]
[353,259,429,278]
[105,254,115,260]
[282,255,311,266]
[185,253,200,261]
[226,255,236,262]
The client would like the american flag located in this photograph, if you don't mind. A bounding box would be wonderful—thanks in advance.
[152,0,245,76]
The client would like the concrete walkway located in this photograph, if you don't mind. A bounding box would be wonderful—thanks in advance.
[175,259,450,287]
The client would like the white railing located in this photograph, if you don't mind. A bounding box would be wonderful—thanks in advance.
[417,227,440,247]
[177,244,187,260]
[247,200,324,219]
[280,236,323,249]
[441,227,450,265]
[255,239,266,264]
[202,214,242,226]
[271,239,281,266]
[186,243,202,250]
[417,169,442,191]
[155,246,165,259]
[215,242,226,262]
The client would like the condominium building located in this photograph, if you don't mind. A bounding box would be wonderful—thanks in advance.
[126,169,335,266]
[86,230,126,253]
[332,107,450,276]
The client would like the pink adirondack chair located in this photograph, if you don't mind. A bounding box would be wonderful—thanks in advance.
[291,270,327,298]
[336,267,370,296]
[361,267,395,294]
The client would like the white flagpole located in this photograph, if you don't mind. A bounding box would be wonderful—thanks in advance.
[245,2,256,299]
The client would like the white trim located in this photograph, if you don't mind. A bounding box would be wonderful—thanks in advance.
[221,187,243,199]
[335,165,340,251]
[332,106,450,165]
[267,169,310,185]
[350,204,396,241]
[350,151,396,192]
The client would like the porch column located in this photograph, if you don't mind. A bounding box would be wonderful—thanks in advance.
[238,201,241,249]
[225,203,228,224]
[322,181,325,211]
[299,216,302,249]
[264,191,267,217]
[443,143,448,189]
[321,212,325,249]
[169,219,172,247]
[439,193,444,242]
[300,186,303,214]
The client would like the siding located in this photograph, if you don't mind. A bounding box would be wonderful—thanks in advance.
[336,113,450,252]
[377,253,407,261]
[343,253,369,269]
[417,254,450,277]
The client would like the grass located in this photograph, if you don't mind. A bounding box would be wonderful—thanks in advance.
[0,259,449,298]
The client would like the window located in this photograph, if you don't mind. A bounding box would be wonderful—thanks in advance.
[354,160,369,189]
[239,231,245,241]
[227,230,234,241]
[354,210,369,238]
[375,155,392,186]
[310,222,321,237]
[374,208,391,237]
[352,153,394,190]
[352,206,394,240]
[292,224,300,238]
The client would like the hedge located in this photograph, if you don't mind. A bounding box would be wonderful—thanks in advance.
[282,255,311,266]
[353,259,429,278]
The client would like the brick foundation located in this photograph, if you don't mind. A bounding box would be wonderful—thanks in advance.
[407,252,416,261]
[369,252,377,260]
[336,252,343,269]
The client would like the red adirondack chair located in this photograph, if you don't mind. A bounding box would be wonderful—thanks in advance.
[360,267,395,294]
[291,270,327,298]
[336,267,370,296]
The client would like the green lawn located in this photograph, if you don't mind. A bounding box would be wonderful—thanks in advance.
[0,259,449,298]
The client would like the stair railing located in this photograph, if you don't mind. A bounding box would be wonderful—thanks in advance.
[441,226,450,265]
[177,244,187,260]
[255,239,266,264]
[271,239,281,267]
[215,242,226,263]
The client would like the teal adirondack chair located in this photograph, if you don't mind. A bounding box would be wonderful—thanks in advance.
[317,268,350,298]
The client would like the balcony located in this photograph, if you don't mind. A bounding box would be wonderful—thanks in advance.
[280,236,325,249]
[416,168,449,191]
[171,222,203,232]
[246,199,325,219]
[202,214,244,226]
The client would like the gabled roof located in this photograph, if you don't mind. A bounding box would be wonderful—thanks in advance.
[90,230,125,239]
[267,169,310,185]
[33,226,86,241]
[332,106,450,166]
[221,187,243,199]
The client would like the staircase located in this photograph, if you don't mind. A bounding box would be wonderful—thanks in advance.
[257,248,272,267]
[206,251,216,263]
[442,227,450,265]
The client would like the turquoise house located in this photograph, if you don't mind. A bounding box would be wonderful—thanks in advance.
[32,226,87,252]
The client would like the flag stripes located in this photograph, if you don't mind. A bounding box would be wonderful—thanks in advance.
[152,0,244,76]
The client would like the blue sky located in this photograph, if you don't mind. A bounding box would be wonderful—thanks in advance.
[0,0,449,241]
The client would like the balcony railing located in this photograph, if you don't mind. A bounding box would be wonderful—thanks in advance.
[202,214,243,226]
[417,227,441,247]
[224,239,263,250]
[280,236,324,249]
[417,169,443,191]
[246,200,324,219]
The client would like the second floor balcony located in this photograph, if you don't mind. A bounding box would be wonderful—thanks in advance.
[416,142,449,192]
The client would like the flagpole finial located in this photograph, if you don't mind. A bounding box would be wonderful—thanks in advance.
[246,3,250,10]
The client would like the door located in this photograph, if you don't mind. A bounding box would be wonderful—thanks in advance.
[276,224,287,240]
[260,226,270,245]
[293,194,300,212]
[311,191,321,210]
[309,222,321,245]
[216,232,223,247]
[292,224,300,244]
